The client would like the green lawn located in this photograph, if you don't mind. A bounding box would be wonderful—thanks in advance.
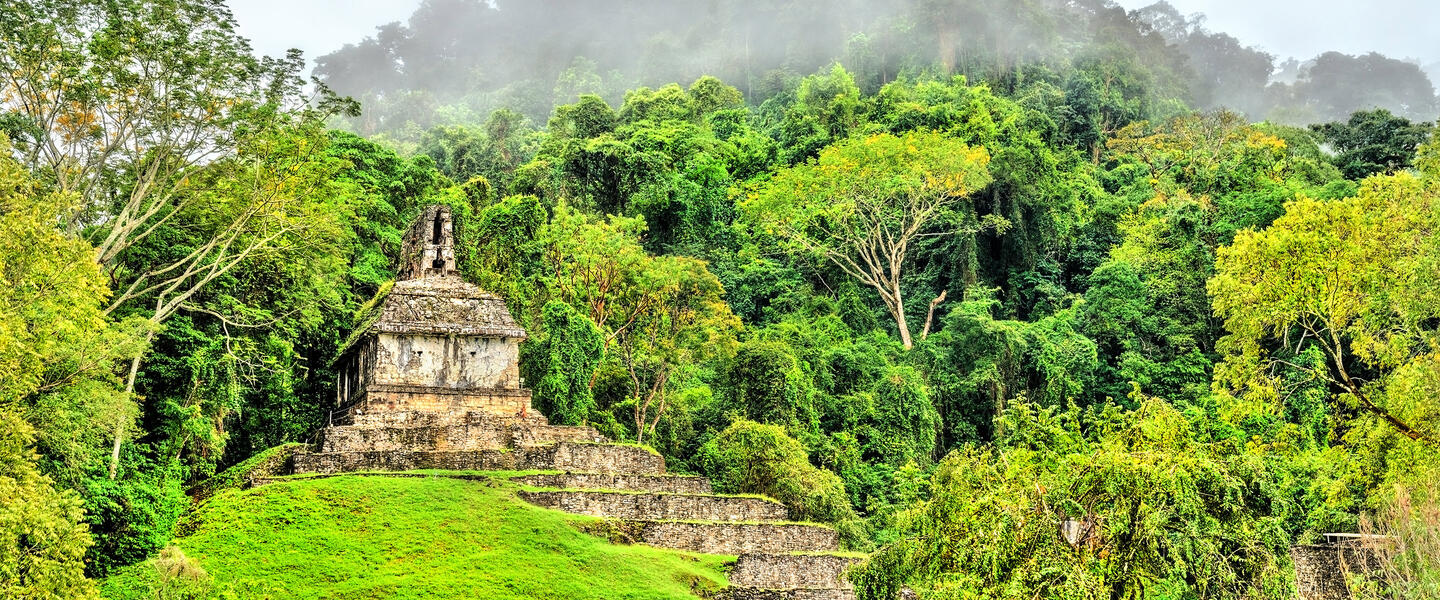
[101,474,731,599]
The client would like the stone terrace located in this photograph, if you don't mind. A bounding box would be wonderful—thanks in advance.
[518,490,789,522]
[509,451,858,599]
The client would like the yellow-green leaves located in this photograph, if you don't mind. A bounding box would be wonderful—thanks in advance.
[1210,172,1440,444]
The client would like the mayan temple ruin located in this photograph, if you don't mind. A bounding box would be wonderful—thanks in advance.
[280,205,859,599]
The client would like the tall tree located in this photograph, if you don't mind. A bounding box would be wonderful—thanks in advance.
[744,130,994,349]
[1210,173,1440,444]
[525,300,604,426]
[1,0,359,477]
[542,206,739,443]
[1312,109,1435,180]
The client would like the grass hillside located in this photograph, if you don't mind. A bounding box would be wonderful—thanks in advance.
[101,474,730,599]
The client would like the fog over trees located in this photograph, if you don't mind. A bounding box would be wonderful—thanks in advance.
[312,0,1437,138]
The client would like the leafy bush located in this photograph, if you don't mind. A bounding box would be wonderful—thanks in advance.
[0,411,97,599]
[697,420,864,544]
[186,443,306,503]
[525,300,604,426]
[82,450,187,577]
[852,399,1291,600]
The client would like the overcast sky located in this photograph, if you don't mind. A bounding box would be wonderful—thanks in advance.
[229,0,420,62]
[230,0,1440,69]
[1113,0,1440,65]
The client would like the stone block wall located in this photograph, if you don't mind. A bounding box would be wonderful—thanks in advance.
[338,386,537,423]
[634,522,840,554]
[1292,544,1384,600]
[293,442,665,476]
[727,589,855,600]
[730,553,860,590]
[515,473,712,494]
[520,490,787,522]
[547,442,666,474]
[372,333,521,391]
[317,421,604,453]
[293,449,516,474]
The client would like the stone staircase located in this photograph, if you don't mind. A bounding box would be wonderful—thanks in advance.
[513,469,859,599]
[291,414,861,599]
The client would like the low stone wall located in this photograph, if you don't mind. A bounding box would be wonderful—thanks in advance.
[293,442,665,475]
[1292,544,1384,600]
[521,490,786,522]
[317,421,604,453]
[727,589,855,600]
[249,472,493,487]
[515,473,712,494]
[548,442,666,475]
[293,448,515,474]
[345,411,546,427]
[730,553,860,590]
[189,443,306,502]
[634,521,840,554]
[337,386,537,424]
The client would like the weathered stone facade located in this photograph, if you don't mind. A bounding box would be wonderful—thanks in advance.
[519,490,788,522]
[515,472,712,494]
[630,521,841,554]
[331,276,534,424]
[293,442,666,475]
[730,553,861,590]
[1292,540,1385,600]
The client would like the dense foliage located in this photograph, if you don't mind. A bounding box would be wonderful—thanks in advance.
[2,0,1439,598]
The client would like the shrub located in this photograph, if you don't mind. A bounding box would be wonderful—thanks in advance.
[0,411,97,599]
[697,420,864,545]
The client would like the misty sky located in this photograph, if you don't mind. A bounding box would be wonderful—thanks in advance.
[230,0,1440,69]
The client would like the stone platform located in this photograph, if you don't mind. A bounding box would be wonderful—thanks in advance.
[514,472,713,494]
[519,490,788,522]
[508,448,857,597]
[296,403,855,597]
[625,521,842,555]
[316,417,605,453]
[731,553,863,591]
[294,440,665,475]
[728,589,856,600]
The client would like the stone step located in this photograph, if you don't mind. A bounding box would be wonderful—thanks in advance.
[341,410,548,427]
[292,442,665,475]
[729,553,862,590]
[520,490,787,522]
[513,472,712,494]
[625,521,839,554]
[727,589,855,600]
[316,421,604,453]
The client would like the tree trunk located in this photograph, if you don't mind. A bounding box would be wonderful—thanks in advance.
[634,404,645,445]
[921,290,948,340]
[1327,335,1433,444]
[110,325,156,479]
[893,282,913,350]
